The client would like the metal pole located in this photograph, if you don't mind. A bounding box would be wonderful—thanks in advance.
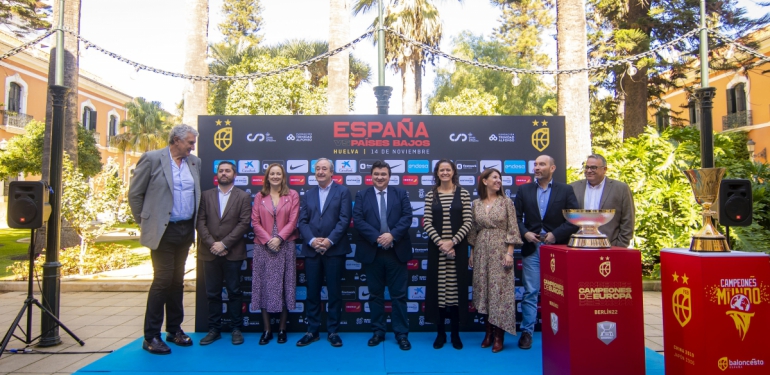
[373,0,392,114]
[699,0,708,87]
[40,0,67,347]
[697,0,714,168]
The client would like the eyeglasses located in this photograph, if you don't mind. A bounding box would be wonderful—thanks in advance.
[583,165,605,171]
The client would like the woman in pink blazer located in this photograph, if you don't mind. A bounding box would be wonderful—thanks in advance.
[251,163,300,345]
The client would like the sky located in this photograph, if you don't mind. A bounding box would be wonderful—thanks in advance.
[42,0,769,115]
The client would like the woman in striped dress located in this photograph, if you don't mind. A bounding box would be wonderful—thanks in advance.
[423,159,473,350]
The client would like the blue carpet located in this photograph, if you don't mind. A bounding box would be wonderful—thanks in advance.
[75,332,665,375]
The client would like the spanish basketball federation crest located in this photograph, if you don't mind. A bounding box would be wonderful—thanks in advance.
[550,253,556,273]
[599,256,611,277]
[673,287,692,327]
[214,126,233,151]
[531,127,549,152]
[550,312,559,335]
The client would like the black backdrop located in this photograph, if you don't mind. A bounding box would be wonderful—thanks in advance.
[194,115,565,333]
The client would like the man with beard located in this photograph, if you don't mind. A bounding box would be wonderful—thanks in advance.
[196,161,252,345]
[513,155,579,350]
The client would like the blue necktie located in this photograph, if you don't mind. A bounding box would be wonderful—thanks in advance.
[379,191,388,234]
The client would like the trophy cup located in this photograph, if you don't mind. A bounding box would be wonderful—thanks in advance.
[562,209,616,248]
[683,168,730,252]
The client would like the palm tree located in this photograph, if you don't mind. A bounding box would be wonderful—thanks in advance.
[110,98,171,153]
[354,0,455,114]
[329,0,351,114]
[182,0,209,130]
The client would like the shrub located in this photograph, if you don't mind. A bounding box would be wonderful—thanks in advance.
[6,243,142,280]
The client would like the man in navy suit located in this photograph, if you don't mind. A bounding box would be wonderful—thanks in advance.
[353,161,414,351]
[513,155,579,350]
[297,158,352,347]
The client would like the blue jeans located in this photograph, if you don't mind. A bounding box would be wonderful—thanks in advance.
[520,244,540,334]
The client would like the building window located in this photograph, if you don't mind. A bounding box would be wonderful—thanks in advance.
[82,107,96,131]
[726,83,746,114]
[108,115,118,138]
[688,98,700,129]
[8,83,22,113]
[656,108,670,132]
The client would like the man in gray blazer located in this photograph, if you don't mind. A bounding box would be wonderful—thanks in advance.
[570,154,635,248]
[129,124,201,355]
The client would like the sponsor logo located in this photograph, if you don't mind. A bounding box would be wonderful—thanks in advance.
[359,159,379,172]
[717,356,766,371]
[456,160,479,174]
[422,260,428,270]
[411,202,425,216]
[213,125,232,151]
[516,176,532,185]
[335,160,357,173]
[449,133,479,142]
[287,160,309,173]
[459,176,476,186]
[468,286,473,301]
[407,260,419,270]
[288,302,304,313]
[550,253,556,273]
[285,132,312,142]
[672,280,693,328]
[402,175,419,185]
[411,218,419,228]
[332,175,343,184]
[389,176,400,185]
[213,160,237,174]
[234,176,248,186]
[345,260,362,270]
[599,256,611,277]
[289,176,306,186]
[345,302,362,313]
[504,160,527,174]
[421,175,434,186]
[348,244,357,258]
[407,302,420,312]
[480,160,502,171]
[246,132,276,142]
[489,132,516,142]
[551,312,559,335]
[341,286,357,301]
[528,160,536,174]
[251,176,264,186]
[385,160,406,173]
[296,286,307,301]
[213,176,219,186]
[310,159,332,173]
[365,175,373,185]
[532,120,550,151]
[308,176,318,186]
[501,176,513,186]
[359,286,370,300]
[238,160,260,174]
[407,160,430,173]
[296,259,305,271]
[262,160,284,171]
[597,321,617,345]
[515,286,525,300]
[408,286,426,300]
[346,175,362,185]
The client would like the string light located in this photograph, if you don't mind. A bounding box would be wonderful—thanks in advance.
[511,72,521,86]
[304,67,312,81]
[627,62,638,77]
[403,45,412,57]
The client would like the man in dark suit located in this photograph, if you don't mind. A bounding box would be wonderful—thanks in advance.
[196,161,252,346]
[353,161,414,350]
[129,124,201,354]
[513,155,579,350]
[297,158,352,347]
[570,154,635,247]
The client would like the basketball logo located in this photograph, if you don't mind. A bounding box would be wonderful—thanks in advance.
[672,287,692,327]
[599,256,611,277]
[550,253,555,273]
[532,128,549,152]
[214,127,232,151]
[726,294,755,341]
[717,357,728,371]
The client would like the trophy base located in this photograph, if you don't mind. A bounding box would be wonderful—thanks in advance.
[689,236,730,252]
[568,235,612,249]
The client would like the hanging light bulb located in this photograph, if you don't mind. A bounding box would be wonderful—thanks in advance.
[726,44,735,59]
[627,62,638,77]
[304,67,312,81]
[403,44,413,57]
[511,72,521,87]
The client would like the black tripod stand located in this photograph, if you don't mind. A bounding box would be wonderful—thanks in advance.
[0,229,84,358]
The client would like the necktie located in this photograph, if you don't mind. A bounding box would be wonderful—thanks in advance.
[379,191,388,234]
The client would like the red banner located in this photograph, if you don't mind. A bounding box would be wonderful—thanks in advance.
[661,249,770,374]
[540,245,645,375]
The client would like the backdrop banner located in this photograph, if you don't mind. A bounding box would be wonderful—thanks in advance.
[195,115,565,333]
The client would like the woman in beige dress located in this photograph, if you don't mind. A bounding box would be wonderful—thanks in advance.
[468,168,523,353]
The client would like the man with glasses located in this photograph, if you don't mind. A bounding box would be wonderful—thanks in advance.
[570,154,635,248]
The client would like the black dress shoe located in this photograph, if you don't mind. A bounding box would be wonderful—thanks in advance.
[277,330,287,344]
[367,333,385,346]
[232,329,244,345]
[143,336,171,354]
[451,333,463,350]
[296,332,320,347]
[397,336,412,351]
[433,333,446,349]
[518,331,532,350]
[328,333,343,347]
[166,330,193,346]
[259,331,273,345]
[199,330,221,346]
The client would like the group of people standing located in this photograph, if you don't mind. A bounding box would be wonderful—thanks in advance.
[128,124,635,355]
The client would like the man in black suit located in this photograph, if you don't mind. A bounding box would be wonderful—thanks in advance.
[297,158,352,347]
[196,161,252,345]
[513,155,579,350]
[353,161,414,351]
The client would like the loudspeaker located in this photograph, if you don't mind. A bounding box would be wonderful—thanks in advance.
[718,179,752,227]
[7,181,51,229]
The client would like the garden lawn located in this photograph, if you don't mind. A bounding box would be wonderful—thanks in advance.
[0,228,34,278]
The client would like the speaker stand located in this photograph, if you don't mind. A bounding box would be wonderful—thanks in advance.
[0,229,84,358]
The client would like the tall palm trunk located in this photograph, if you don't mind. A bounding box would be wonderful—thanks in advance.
[401,56,421,114]
[556,0,591,168]
[39,0,82,251]
[328,0,350,114]
[621,0,652,139]
[182,0,210,131]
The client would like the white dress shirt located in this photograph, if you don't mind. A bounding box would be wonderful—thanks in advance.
[584,178,606,210]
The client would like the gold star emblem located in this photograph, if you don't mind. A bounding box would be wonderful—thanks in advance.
[215,119,222,126]
[532,120,539,126]
[672,272,679,282]
[225,119,232,126]
[600,256,604,261]
[682,274,689,284]
[541,119,548,126]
